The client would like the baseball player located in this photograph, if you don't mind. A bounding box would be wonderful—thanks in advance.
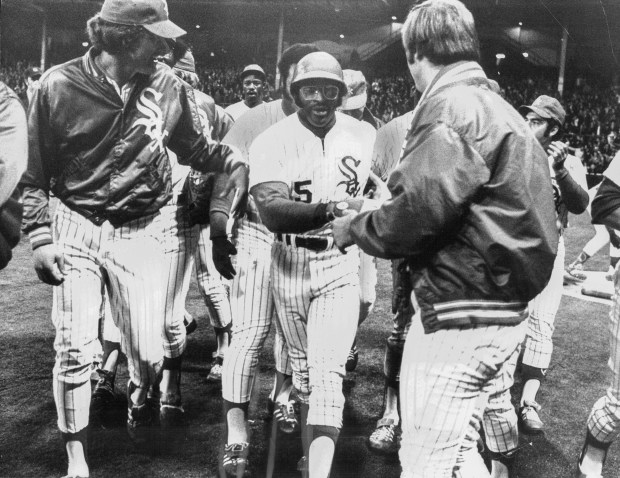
[0,79,27,271]
[565,182,620,282]
[218,43,319,476]
[251,51,376,478]
[362,109,415,455]
[90,48,238,431]
[19,2,248,476]
[515,95,589,435]
[577,149,620,477]
[224,64,267,121]
[332,1,558,475]
[338,69,383,373]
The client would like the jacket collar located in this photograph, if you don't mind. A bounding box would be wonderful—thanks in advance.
[419,61,487,105]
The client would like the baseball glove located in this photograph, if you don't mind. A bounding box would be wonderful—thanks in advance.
[391,258,413,315]
[184,169,216,227]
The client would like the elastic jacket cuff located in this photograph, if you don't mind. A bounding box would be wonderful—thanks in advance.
[29,226,52,250]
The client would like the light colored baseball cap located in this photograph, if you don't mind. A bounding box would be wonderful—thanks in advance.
[100,0,186,39]
[519,95,566,126]
[241,64,266,81]
[340,69,368,111]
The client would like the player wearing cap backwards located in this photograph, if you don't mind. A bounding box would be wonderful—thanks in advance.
[224,64,267,121]
[577,149,620,477]
[338,69,384,373]
[218,43,319,477]
[251,51,375,478]
[19,0,248,476]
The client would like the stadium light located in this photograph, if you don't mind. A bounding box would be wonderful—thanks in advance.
[518,22,523,26]
[210,52,215,57]
[522,52,529,58]
[496,53,506,59]
[392,16,397,20]
[196,24,200,29]
[339,34,345,39]
[82,42,88,47]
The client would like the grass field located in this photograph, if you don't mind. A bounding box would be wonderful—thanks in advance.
[0,209,618,478]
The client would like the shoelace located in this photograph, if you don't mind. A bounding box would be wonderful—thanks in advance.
[372,424,395,442]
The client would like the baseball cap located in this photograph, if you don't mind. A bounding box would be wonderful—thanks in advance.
[519,95,566,126]
[340,69,367,111]
[26,66,42,79]
[100,0,186,39]
[241,64,266,81]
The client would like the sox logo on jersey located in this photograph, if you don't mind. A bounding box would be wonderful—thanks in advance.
[134,88,168,153]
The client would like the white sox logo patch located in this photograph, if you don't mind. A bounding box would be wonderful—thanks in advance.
[134,88,168,154]
[337,156,361,196]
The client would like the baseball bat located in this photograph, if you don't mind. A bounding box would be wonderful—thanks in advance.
[265,415,278,478]
[581,287,613,300]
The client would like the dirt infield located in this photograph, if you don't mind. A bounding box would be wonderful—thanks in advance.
[0,209,618,477]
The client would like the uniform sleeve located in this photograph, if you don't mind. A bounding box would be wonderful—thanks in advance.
[0,86,27,207]
[20,80,55,247]
[350,122,490,259]
[248,131,287,189]
[566,155,588,193]
[213,105,234,142]
[167,84,246,175]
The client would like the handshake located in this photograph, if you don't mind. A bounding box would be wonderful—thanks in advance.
[330,172,390,253]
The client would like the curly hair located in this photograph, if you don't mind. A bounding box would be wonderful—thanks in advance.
[86,14,147,55]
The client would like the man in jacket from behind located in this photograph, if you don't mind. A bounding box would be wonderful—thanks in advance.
[332,0,558,476]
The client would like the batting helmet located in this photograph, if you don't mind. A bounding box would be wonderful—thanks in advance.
[290,52,346,96]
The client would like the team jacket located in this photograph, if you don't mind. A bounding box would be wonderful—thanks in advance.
[21,49,244,248]
[350,61,559,333]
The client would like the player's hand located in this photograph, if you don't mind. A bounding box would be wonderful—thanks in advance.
[548,141,569,171]
[219,164,249,217]
[211,236,237,280]
[33,243,66,286]
[332,210,357,254]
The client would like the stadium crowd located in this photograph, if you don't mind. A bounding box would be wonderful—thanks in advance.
[2,59,619,174]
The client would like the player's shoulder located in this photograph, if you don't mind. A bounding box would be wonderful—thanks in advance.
[335,112,376,139]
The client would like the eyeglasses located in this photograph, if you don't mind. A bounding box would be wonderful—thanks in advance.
[299,85,340,101]
[243,79,263,87]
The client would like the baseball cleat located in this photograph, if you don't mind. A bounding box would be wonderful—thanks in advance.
[222,442,249,477]
[90,369,115,425]
[126,382,154,447]
[368,418,399,455]
[519,400,544,435]
[207,356,224,383]
[345,345,359,372]
[273,399,299,434]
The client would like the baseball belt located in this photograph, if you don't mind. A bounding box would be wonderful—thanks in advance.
[275,233,334,252]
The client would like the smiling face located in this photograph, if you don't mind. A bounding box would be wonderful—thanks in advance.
[295,79,341,128]
[130,30,171,75]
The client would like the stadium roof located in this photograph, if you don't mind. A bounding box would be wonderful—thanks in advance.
[3,0,619,79]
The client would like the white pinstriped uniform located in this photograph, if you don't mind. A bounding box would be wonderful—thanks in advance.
[52,201,166,433]
[523,155,587,370]
[586,156,620,444]
[221,100,292,404]
[250,111,375,427]
[102,102,232,360]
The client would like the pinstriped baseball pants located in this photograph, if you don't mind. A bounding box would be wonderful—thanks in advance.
[102,201,232,353]
[358,251,377,324]
[586,264,620,444]
[522,237,565,370]
[222,218,291,404]
[270,243,360,428]
[52,202,166,433]
[399,314,527,478]
[481,345,521,455]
